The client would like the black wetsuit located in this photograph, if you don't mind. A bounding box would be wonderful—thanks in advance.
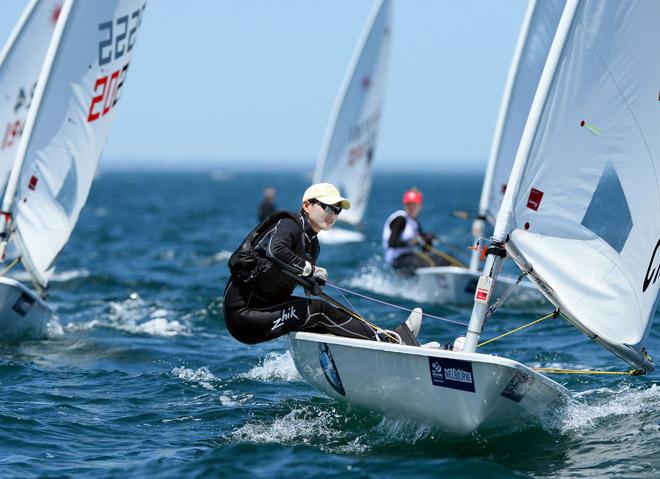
[223,213,378,344]
[388,215,450,275]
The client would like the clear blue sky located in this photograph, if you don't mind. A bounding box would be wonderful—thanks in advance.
[1,0,527,171]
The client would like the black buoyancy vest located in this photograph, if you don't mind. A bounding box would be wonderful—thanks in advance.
[228,211,302,283]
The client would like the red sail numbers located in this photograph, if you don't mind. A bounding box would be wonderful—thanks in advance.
[87,64,129,122]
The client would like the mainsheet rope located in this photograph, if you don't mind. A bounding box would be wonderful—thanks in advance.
[327,282,469,327]
[0,257,19,277]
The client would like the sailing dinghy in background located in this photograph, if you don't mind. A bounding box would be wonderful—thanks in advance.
[0,0,147,340]
[314,0,392,244]
[0,0,67,339]
[415,0,564,305]
[290,0,658,435]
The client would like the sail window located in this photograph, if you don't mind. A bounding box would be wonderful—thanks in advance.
[581,163,632,253]
[56,159,78,218]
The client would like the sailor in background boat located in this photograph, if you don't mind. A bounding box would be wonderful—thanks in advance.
[225,183,422,345]
[257,187,277,222]
[382,188,452,275]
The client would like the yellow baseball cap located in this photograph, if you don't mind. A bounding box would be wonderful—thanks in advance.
[302,183,351,210]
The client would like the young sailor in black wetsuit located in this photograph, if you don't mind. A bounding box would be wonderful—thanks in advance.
[382,188,452,275]
[224,183,421,345]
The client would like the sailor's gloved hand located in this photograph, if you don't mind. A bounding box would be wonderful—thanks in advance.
[311,265,328,286]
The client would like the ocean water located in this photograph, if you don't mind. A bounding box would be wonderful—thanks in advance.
[0,169,657,478]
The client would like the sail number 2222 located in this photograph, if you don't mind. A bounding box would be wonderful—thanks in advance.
[86,4,145,123]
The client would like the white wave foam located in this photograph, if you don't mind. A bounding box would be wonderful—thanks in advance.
[239,351,301,382]
[10,268,90,283]
[105,295,188,337]
[562,383,660,431]
[171,367,253,406]
[213,251,232,262]
[194,250,233,267]
[64,293,189,337]
[172,366,219,390]
[133,317,187,337]
[375,416,436,443]
[230,407,341,444]
[46,318,64,338]
[345,259,437,304]
[162,416,200,424]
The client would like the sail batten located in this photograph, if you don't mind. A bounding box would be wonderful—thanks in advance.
[314,0,391,225]
[495,0,660,371]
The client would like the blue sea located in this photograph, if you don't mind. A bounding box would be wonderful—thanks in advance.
[0,169,657,478]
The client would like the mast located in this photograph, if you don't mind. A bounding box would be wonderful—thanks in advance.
[463,0,579,353]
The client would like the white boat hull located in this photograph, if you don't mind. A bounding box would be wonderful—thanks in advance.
[289,331,571,436]
[415,266,545,306]
[317,227,364,244]
[0,277,52,341]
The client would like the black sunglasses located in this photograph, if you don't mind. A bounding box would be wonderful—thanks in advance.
[310,199,342,215]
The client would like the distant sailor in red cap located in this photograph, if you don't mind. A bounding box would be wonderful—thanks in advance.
[382,187,450,274]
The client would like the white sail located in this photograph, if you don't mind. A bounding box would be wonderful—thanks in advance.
[0,0,62,195]
[494,0,660,371]
[1,0,147,288]
[314,0,392,225]
[478,0,565,226]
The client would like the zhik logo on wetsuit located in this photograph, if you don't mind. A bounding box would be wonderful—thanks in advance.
[271,306,298,331]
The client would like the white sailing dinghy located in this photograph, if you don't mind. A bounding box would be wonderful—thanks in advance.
[290,0,658,435]
[415,0,565,305]
[0,0,147,340]
[315,0,392,244]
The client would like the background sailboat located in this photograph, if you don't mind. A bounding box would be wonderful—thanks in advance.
[314,0,392,244]
[0,0,147,340]
[415,0,564,305]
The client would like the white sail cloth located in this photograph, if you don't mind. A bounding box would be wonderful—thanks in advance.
[478,0,565,225]
[6,0,146,288]
[496,0,660,369]
[0,0,61,194]
[314,0,391,225]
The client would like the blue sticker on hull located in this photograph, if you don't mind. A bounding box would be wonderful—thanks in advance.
[428,356,475,393]
[319,343,345,396]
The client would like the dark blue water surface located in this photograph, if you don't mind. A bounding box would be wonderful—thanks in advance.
[0,170,657,478]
